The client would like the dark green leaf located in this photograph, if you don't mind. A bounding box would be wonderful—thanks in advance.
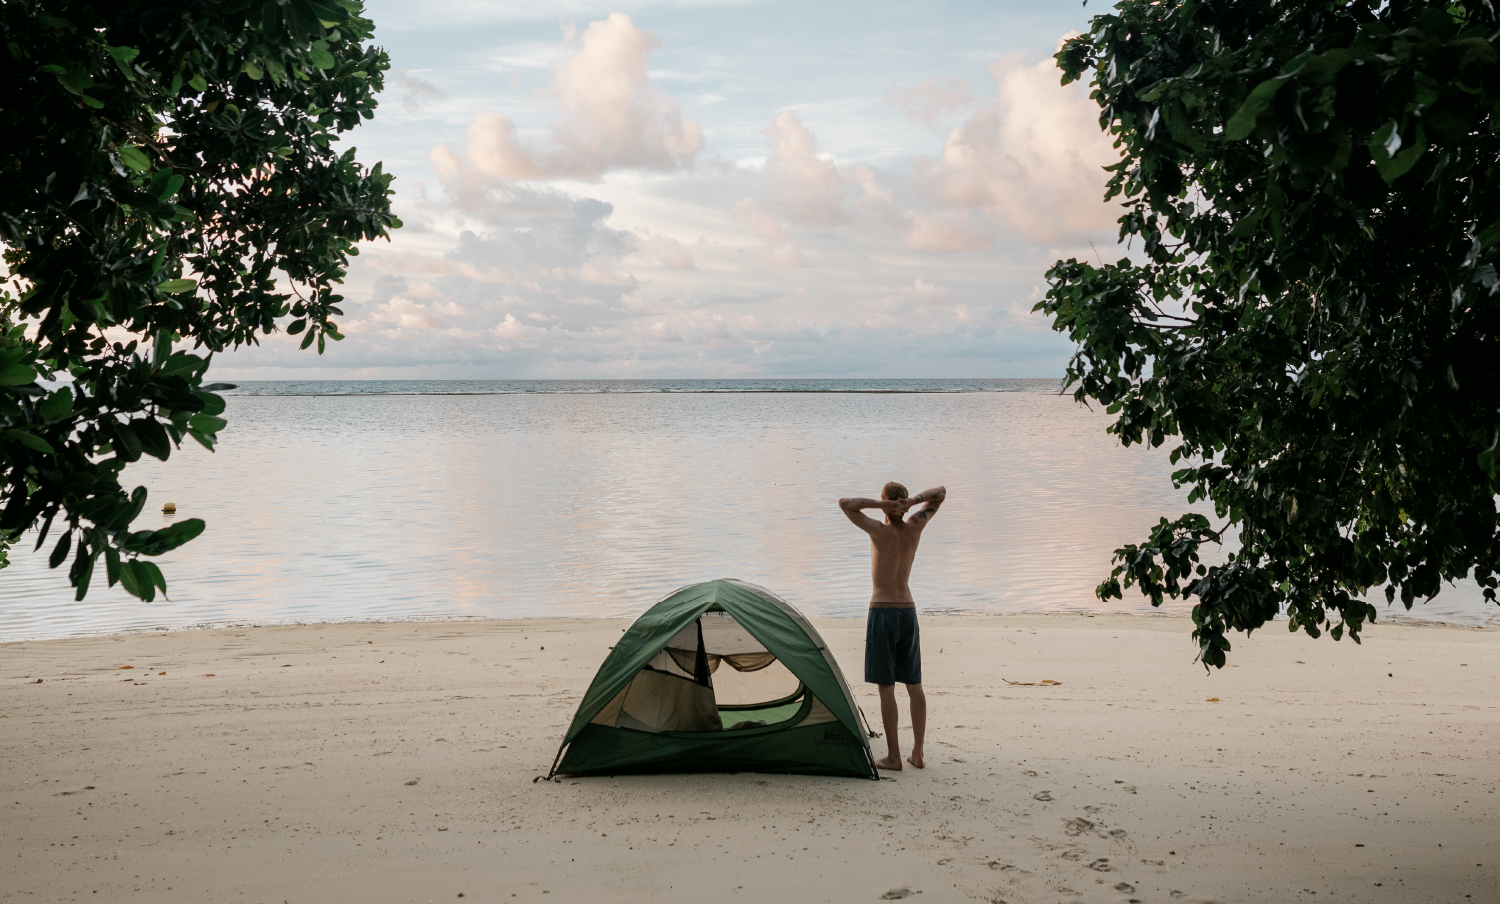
[138,560,167,595]
[1225,77,1288,141]
[48,531,72,569]
[131,418,172,460]
[145,167,172,198]
[191,391,227,416]
[3,429,54,454]
[309,41,336,69]
[159,351,205,376]
[117,145,151,171]
[1374,123,1426,182]
[1476,221,1500,249]
[71,548,94,602]
[118,558,144,598]
[39,386,73,422]
[188,414,227,434]
[117,518,205,556]
[112,422,143,462]
[56,67,92,95]
[0,364,37,385]
[155,173,185,201]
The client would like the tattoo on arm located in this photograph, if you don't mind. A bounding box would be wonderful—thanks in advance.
[910,487,946,522]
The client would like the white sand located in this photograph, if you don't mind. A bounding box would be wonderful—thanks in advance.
[2,615,1497,903]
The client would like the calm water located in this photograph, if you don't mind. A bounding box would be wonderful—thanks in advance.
[2,380,1493,640]
[218,378,1029,395]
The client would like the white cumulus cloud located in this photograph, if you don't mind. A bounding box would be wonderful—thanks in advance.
[430,13,704,186]
[759,111,845,225]
[911,52,1119,244]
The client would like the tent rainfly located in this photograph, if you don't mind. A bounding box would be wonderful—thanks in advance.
[547,579,878,779]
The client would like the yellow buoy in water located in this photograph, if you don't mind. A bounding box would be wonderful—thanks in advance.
[162,503,177,514]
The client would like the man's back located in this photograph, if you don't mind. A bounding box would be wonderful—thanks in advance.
[865,514,926,604]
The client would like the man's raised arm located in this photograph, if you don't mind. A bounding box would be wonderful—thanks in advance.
[839,496,907,533]
[906,486,947,523]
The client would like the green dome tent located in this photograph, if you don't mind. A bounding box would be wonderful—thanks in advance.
[547,579,878,779]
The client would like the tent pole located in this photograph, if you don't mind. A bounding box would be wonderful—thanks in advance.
[854,703,881,779]
[692,619,710,686]
[541,742,566,781]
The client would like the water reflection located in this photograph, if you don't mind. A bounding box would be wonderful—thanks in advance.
[2,389,1493,639]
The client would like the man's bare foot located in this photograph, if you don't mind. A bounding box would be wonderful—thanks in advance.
[907,751,925,769]
[874,754,903,770]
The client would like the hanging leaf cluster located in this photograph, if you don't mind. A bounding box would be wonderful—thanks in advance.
[0,0,399,599]
[1039,0,1500,666]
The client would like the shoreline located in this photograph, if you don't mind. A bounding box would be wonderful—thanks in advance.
[1,606,1489,647]
[3,614,1497,902]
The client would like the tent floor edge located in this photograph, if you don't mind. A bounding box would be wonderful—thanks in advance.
[557,721,876,780]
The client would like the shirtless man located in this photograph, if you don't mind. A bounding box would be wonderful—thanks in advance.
[838,481,946,770]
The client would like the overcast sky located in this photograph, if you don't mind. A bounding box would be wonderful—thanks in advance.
[211,0,1121,380]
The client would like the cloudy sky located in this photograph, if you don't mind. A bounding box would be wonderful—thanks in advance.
[211,0,1121,380]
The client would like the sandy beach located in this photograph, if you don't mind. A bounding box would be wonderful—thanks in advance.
[2,614,1496,903]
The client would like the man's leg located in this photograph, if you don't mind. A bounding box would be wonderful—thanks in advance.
[874,684,903,770]
[905,683,926,769]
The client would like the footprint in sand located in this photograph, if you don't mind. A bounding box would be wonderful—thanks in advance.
[1115,882,1136,893]
[880,889,917,900]
[1063,817,1094,836]
[1033,791,1053,802]
[1088,858,1112,872]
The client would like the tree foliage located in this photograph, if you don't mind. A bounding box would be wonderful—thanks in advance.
[0,0,398,599]
[1040,0,1500,666]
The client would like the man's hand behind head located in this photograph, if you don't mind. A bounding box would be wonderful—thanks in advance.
[881,498,913,517]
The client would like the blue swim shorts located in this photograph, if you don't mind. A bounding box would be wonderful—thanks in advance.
[865,607,921,686]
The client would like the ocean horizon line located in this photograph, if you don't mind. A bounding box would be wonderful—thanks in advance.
[214,377,1068,397]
